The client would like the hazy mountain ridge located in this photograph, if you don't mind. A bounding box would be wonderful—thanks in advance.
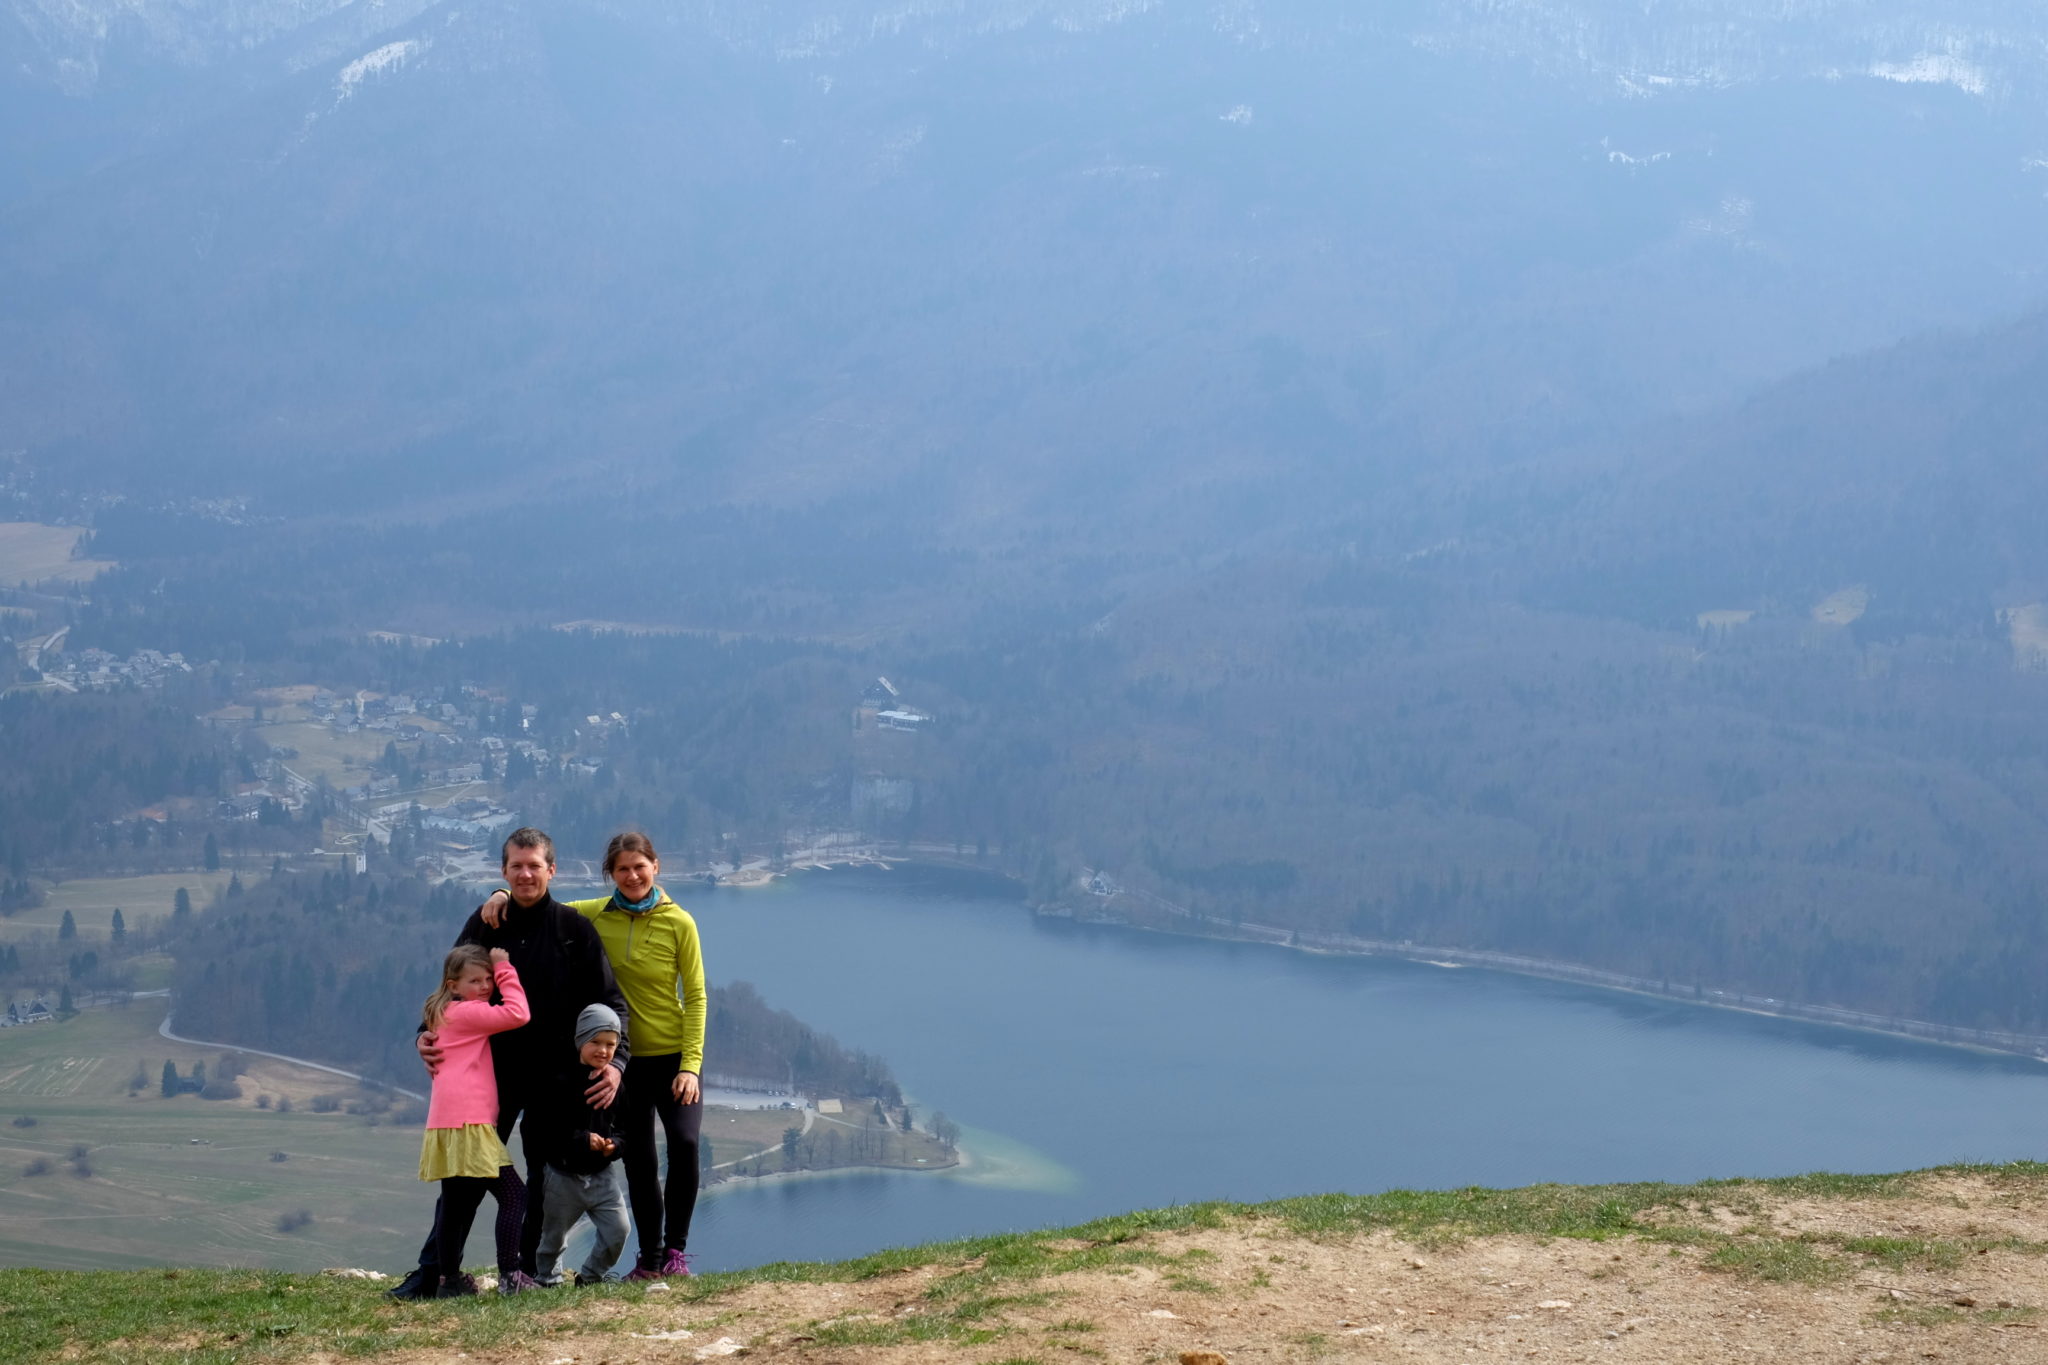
[9,0,2048,536]
[1418,0,2048,99]
[19,0,2048,98]
[4,0,437,93]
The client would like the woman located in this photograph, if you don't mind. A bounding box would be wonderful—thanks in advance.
[484,831,705,1278]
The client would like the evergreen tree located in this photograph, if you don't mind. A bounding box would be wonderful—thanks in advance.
[173,887,193,924]
[58,910,76,940]
[227,873,243,898]
[110,908,125,942]
[203,833,221,871]
[161,1060,179,1096]
[58,984,73,1013]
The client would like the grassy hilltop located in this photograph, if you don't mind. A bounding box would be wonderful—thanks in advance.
[8,1164,2048,1364]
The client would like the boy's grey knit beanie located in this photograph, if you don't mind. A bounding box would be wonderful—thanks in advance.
[575,1003,623,1050]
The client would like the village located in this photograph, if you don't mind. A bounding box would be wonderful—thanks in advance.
[2,620,942,891]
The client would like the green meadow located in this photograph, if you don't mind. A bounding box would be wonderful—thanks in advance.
[3,872,236,945]
[0,1001,430,1272]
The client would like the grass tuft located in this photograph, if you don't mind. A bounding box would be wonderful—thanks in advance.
[1702,1238,1845,1283]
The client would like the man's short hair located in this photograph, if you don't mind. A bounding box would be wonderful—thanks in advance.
[501,827,556,866]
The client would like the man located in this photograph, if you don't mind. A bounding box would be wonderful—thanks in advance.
[388,827,630,1297]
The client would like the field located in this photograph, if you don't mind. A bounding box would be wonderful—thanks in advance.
[0,522,114,586]
[1811,585,1870,625]
[0,1001,432,1272]
[259,721,394,785]
[2007,603,2048,670]
[2,872,237,945]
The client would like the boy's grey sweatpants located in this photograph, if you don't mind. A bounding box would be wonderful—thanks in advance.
[535,1163,629,1285]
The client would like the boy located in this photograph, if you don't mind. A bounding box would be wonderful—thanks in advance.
[533,1004,631,1286]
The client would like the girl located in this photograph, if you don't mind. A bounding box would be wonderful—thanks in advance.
[481,831,705,1278]
[417,943,530,1297]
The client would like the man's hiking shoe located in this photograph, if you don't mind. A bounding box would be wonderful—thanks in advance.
[497,1270,543,1295]
[436,1272,478,1298]
[658,1249,692,1278]
[386,1267,437,1300]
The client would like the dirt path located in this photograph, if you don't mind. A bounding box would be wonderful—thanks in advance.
[373,1171,2048,1364]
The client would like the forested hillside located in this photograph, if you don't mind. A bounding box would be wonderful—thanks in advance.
[0,687,313,877]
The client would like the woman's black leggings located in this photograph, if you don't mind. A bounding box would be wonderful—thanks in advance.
[619,1052,704,1268]
[436,1165,525,1277]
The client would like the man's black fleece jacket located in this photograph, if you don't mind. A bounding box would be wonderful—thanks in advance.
[451,892,630,1096]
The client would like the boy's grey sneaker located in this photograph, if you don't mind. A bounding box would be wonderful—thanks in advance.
[436,1272,478,1298]
[573,1270,609,1287]
[497,1270,543,1295]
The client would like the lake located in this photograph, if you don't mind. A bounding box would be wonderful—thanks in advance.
[672,865,2048,1272]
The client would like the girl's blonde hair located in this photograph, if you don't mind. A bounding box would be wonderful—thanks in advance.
[423,944,495,1032]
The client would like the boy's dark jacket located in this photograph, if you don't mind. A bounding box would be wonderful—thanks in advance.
[530,1048,624,1175]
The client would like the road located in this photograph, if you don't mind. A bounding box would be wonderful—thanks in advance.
[157,1005,425,1101]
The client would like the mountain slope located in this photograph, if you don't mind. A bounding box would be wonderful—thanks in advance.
[5,0,2048,543]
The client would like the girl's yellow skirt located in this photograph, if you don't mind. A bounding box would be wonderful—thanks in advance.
[419,1123,511,1181]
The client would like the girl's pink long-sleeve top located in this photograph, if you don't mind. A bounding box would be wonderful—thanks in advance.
[424,960,529,1130]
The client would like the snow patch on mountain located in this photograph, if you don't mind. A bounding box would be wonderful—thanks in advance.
[1869,52,1989,97]
[7,0,439,93]
[335,36,425,99]
[1601,138,1671,168]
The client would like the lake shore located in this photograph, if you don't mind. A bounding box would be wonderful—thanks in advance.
[681,846,2048,1064]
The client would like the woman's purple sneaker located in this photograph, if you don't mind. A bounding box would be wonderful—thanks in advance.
[623,1263,665,1283]
[659,1249,692,1278]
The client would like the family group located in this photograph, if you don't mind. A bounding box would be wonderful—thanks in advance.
[389,826,707,1298]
